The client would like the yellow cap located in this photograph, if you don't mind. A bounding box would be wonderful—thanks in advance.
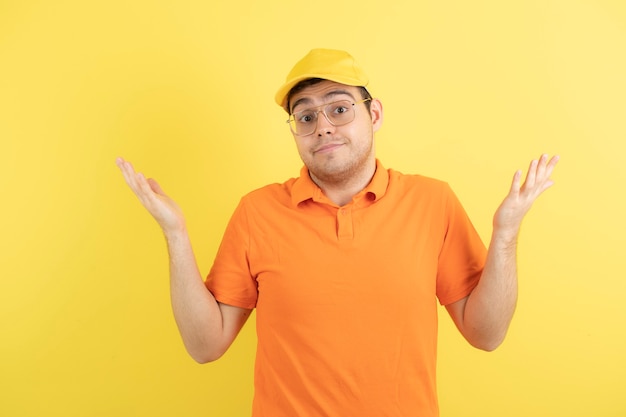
[274,48,369,109]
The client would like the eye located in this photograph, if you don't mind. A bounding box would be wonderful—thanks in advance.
[297,111,315,123]
[330,101,351,115]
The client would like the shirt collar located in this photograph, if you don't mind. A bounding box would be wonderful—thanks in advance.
[291,159,389,207]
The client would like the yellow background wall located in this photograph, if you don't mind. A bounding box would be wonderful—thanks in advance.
[1,0,624,415]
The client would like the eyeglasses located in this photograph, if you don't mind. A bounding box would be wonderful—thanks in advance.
[286,98,371,136]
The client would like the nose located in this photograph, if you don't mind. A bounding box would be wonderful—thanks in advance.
[315,110,335,136]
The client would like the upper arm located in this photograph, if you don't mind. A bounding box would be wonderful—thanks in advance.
[444,295,469,335]
[217,302,253,352]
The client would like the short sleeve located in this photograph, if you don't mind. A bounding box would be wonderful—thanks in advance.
[436,185,487,305]
[205,199,258,309]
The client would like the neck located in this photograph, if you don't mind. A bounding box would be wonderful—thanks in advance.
[310,159,377,206]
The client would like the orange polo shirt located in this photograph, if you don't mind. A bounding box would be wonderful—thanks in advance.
[206,160,486,417]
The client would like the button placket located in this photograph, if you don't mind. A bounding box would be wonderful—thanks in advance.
[337,207,354,240]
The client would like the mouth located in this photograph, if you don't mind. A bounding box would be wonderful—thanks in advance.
[314,142,344,154]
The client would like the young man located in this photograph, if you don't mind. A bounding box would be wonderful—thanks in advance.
[116,48,559,416]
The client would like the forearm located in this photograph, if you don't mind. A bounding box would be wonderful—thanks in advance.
[462,228,519,351]
[452,154,558,351]
[165,228,226,363]
[115,158,248,361]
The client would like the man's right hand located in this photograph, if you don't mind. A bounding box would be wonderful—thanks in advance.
[115,157,251,363]
[115,157,186,236]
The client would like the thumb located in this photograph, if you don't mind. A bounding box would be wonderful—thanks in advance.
[147,178,167,197]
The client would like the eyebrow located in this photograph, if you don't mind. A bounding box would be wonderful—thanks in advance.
[291,89,357,113]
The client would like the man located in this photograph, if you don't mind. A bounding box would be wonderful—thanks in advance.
[116,48,559,416]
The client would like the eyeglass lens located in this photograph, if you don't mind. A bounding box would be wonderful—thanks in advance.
[289,100,355,136]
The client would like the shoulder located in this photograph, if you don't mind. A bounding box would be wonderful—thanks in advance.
[239,177,299,207]
[380,169,460,214]
[387,168,452,195]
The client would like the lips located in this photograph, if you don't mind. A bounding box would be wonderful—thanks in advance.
[314,142,345,153]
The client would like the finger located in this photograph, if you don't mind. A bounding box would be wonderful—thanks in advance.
[125,167,146,197]
[509,169,522,195]
[535,153,549,182]
[542,179,555,191]
[116,158,153,201]
[523,158,538,190]
[534,154,559,193]
[136,172,156,198]
[543,154,560,179]
[534,155,559,195]
[116,158,140,191]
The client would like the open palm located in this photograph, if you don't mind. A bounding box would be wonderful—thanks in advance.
[494,154,560,238]
[116,157,186,235]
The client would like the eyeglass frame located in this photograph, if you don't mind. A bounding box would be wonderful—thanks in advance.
[286,98,372,136]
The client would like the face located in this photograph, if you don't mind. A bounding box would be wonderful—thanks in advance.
[288,80,383,186]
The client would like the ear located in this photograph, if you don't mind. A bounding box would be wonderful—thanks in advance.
[369,98,384,132]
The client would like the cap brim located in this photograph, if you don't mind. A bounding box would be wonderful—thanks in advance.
[275,74,368,110]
